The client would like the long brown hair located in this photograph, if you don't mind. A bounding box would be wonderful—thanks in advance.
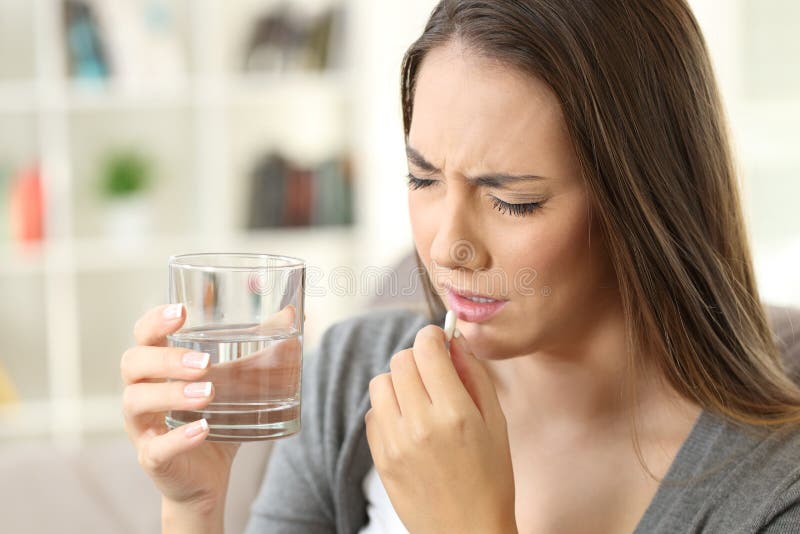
[400,0,800,477]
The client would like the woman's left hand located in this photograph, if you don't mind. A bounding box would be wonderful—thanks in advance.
[365,324,518,534]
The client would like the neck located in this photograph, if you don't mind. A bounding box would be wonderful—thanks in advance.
[479,299,700,442]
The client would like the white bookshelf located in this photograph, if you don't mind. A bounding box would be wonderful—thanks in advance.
[5,0,795,448]
[0,0,376,447]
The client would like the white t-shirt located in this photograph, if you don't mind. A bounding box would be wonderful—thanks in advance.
[358,466,410,533]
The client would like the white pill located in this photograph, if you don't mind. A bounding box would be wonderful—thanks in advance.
[444,310,456,341]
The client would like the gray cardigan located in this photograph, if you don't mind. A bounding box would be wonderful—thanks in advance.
[244,307,800,533]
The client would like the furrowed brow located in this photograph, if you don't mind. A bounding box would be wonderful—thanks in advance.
[405,144,546,188]
[405,145,438,173]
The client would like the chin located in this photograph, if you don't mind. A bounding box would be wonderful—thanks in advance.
[458,319,541,359]
[458,329,522,361]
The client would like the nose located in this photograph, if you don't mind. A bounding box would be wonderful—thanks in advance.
[428,192,489,273]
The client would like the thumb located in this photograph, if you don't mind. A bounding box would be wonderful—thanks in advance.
[449,329,504,425]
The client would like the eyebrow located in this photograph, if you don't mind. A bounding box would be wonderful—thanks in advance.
[405,145,546,188]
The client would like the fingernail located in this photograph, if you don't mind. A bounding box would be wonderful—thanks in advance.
[163,304,183,320]
[453,327,461,339]
[184,418,208,438]
[184,382,212,398]
[182,351,210,369]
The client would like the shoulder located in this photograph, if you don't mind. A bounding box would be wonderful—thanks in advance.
[652,410,800,531]
[729,420,800,531]
[302,307,436,418]
[312,307,435,378]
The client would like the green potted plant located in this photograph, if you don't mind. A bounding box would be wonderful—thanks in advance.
[98,149,154,242]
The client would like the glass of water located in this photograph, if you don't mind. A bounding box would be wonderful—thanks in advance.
[165,253,305,441]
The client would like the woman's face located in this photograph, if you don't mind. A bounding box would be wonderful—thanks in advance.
[408,41,618,361]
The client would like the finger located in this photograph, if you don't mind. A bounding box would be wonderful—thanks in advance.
[121,346,210,385]
[368,372,401,421]
[365,408,392,470]
[123,380,215,421]
[412,325,475,410]
[137,418,211,477]
[364,408,384,463]
[134,304,186,347]
[388,349,431,418]
[250,304,297,335]
[449,330,506,427]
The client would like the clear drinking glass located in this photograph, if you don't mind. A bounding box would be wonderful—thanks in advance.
[165,253,305,441]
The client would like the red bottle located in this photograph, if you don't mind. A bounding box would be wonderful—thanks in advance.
[9,164,45,242]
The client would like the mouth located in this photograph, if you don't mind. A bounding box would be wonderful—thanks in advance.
[444,284,508,323]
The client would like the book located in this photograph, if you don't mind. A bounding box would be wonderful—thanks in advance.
[63,0,111,80]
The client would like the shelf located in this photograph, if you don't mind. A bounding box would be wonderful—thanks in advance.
[66,78,193,111]
[0,226,358,275]
[0,70,348,113]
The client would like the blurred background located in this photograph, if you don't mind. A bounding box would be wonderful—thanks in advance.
[0,0,798,531]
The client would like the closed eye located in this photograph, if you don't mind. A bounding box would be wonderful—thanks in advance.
[405,173,544,217]
[406,173,436,191]
[488,196,543,217]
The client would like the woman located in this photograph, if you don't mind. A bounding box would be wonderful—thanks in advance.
[121,1,800,532]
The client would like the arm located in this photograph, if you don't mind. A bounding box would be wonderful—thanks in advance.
[162,498,225,534]
[243,345,337,534]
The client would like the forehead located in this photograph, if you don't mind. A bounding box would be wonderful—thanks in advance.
[408,41,568,171]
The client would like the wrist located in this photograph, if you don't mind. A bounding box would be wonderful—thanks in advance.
[162,496,225,534]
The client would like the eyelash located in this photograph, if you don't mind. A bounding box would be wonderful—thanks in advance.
[405,173,544,217]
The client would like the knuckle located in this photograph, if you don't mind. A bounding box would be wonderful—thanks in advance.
[368,373,386,395]
[409,422,432,445]
[442,410,470,435]
[120,348,134,382]
[121,387,136,416]
[137,443,167,476]
[388,349,411,373]
[133,316,147,341]
[383,440,403,464]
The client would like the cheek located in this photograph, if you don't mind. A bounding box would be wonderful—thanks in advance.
[509,198,594,298]
[408,194,435,256]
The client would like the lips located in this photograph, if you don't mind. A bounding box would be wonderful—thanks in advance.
[445,286,508,323]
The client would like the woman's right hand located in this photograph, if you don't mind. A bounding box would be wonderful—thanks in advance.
[121,303,240,514]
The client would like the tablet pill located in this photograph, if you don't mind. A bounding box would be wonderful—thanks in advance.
[444,309,456,341]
